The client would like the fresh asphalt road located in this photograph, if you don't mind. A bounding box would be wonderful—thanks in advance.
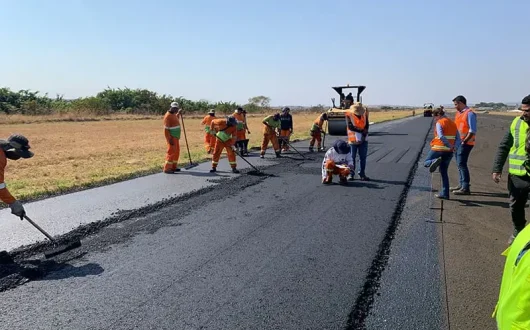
[0,116,435,330]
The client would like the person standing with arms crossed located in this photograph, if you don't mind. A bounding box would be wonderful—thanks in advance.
[451,95,477,195]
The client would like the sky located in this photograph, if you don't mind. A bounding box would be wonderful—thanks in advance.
[1,0,529,107]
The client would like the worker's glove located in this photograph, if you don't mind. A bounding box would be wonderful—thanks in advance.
[9,200,25,220]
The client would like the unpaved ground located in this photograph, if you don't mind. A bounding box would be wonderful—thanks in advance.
[439,114,514,330]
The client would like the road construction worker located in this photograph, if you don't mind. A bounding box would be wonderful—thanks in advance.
[451,95,477,195]
[260,113,281,158]
[322,139,353,185]
[492,94,530,244]
[279,107,293,152]
[423,107,460,199]
[493,220,530,328]
[210,115,239,173]
[163,102,182,173]
[233,107,251,156]
[0,134,34,219]
[309,113,328,152]
[345,102,370,181]
[201,109,216,154]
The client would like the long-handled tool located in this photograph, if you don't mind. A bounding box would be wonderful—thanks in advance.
[280,135,306,159]
[23,215,81,259]
[180,112,199,170]
[322,122,328,149]
[214,134,265,175]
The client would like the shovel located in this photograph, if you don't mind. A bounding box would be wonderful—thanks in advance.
[180,112,199,170]
[23,215,82,259]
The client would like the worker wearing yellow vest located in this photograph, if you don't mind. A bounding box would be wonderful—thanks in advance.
[492,95,530,244]
[209,116,239,173]
[451,95,477,195]
[260,113,282,158]
[345,103,370,181]
[423,107,460,199]
[163,102,182,173]
[309,113,328,152]
[233,107,251,156]
[200,109,216,154]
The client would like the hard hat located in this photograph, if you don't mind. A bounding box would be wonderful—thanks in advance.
[170,101,179,108]
[208,109,215,114]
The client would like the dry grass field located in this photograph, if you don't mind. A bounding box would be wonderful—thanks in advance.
[0,110,413,202]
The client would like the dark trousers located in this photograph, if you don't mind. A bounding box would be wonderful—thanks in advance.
[455,144,474,190]
[350,141,368,177]
[508,174,530,234]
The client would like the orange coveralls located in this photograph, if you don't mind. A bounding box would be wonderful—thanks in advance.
[233,112,248,142]
[310,114,325,150]
[163,111,181,172]
[210,118,237,169]
[201,114,216,153]
[0,151,17,205]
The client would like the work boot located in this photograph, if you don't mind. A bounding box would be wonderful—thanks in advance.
[232,168,240,173]
[339,176,348,185]
[260,153,265,159]
[275,151,282,158]
[243,140,249,156]
[322,176,332,184]
[429,157,442,173]
[453,188,471,195]
[359,175,370,181]
[317,146,324,152]
[434,194,449,200]
[210,167,217,173]
[173,168,181,172]
[309,146,314,152]
[348,174,355,181]
[450,185,462,191]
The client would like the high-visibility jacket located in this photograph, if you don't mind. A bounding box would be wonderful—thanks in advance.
[210,118,237,144]
[493,223,530,329]
[0,150,16,205]
[346,111,367,144]
[201,114,215,134]
[311,115,325,132]
[508,116,529,177]
[455,108,476,145]
[263,115,280,134]
[430,116,458,152]
[163,111,181,139]
[233,112,246,131]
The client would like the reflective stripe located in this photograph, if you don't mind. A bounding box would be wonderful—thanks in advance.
[432,145,452,151]
[509,117,528,176]
[509,154,527,161]
[165,126,180,129]
[229,161,237,165]
[165,161,174,164]
[0,183,5,189]
[510,164,525,170]
[514,119,522,150]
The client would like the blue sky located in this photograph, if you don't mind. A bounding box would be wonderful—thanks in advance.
[1,0,529,106]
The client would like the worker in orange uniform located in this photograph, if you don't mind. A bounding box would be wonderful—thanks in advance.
[346,103,370,181]
[322,139,353,185]
[210,116,240,173]
[260,113,282,158]
[163,102,182,173]
[233,107,251,156]
[201,109,216,154]
[279,107,293,152]
[309,113,328,152]
[0,134,34,219]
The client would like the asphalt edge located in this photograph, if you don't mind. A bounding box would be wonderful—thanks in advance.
[344,118,433,329]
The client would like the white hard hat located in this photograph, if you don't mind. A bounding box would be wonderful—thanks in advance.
[170,101,179,108]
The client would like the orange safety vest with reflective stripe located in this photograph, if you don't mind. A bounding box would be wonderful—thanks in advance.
[430,116,457,152]
[346,111,367,144]
[455,108,475,145]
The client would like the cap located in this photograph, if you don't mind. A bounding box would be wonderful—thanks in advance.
[170,102,179,108]
[7,134,34,158]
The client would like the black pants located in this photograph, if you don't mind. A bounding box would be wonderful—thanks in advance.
[508,174,530,233]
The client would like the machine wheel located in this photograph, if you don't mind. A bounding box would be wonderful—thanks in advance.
[327,119,347,136]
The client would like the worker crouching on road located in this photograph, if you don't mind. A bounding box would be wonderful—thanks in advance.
[260,113,281,158]
[233,107,251,156]
[0,134,34,219]
[423,107,460,199]
[201,109,216,154]
[210,116,240,173]
[322,140,353,185]
[492,95,530,244]
[279,107,293,152]
[346,103,370,181]
[309,113,328,152]
[163,102,182,173]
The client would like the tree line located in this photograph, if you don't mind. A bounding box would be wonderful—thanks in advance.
[0,87,276,116]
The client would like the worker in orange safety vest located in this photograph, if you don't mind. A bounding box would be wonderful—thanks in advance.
[309,113,328,152]
[210,116,240,173]
[345,103,370,181]
[163,102,182,173]
[233,107,251,156]
[201,109,216,154]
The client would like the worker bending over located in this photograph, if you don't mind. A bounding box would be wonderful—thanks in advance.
[423,107,460,199]
[210,116,239,173]
[260,113,281,158]
[322,140,353,185]
[309,113,328,152]
[163,102,182,173]
[345,103,370,181]
[201,109,216,154]
[233,107,250,156]
[279,107,293,152]
[0,134,34,219]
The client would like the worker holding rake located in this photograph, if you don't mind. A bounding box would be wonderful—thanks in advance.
[279,107,293,152]
[210,116,240,173]
[260,113,282,158]
[163,102,182,173]
[309,113,328,152]
[233,107,251,156]
[201,109,216,154]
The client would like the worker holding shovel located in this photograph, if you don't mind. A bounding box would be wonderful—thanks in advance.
[163,102,182,173]
[210,116,240,173]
